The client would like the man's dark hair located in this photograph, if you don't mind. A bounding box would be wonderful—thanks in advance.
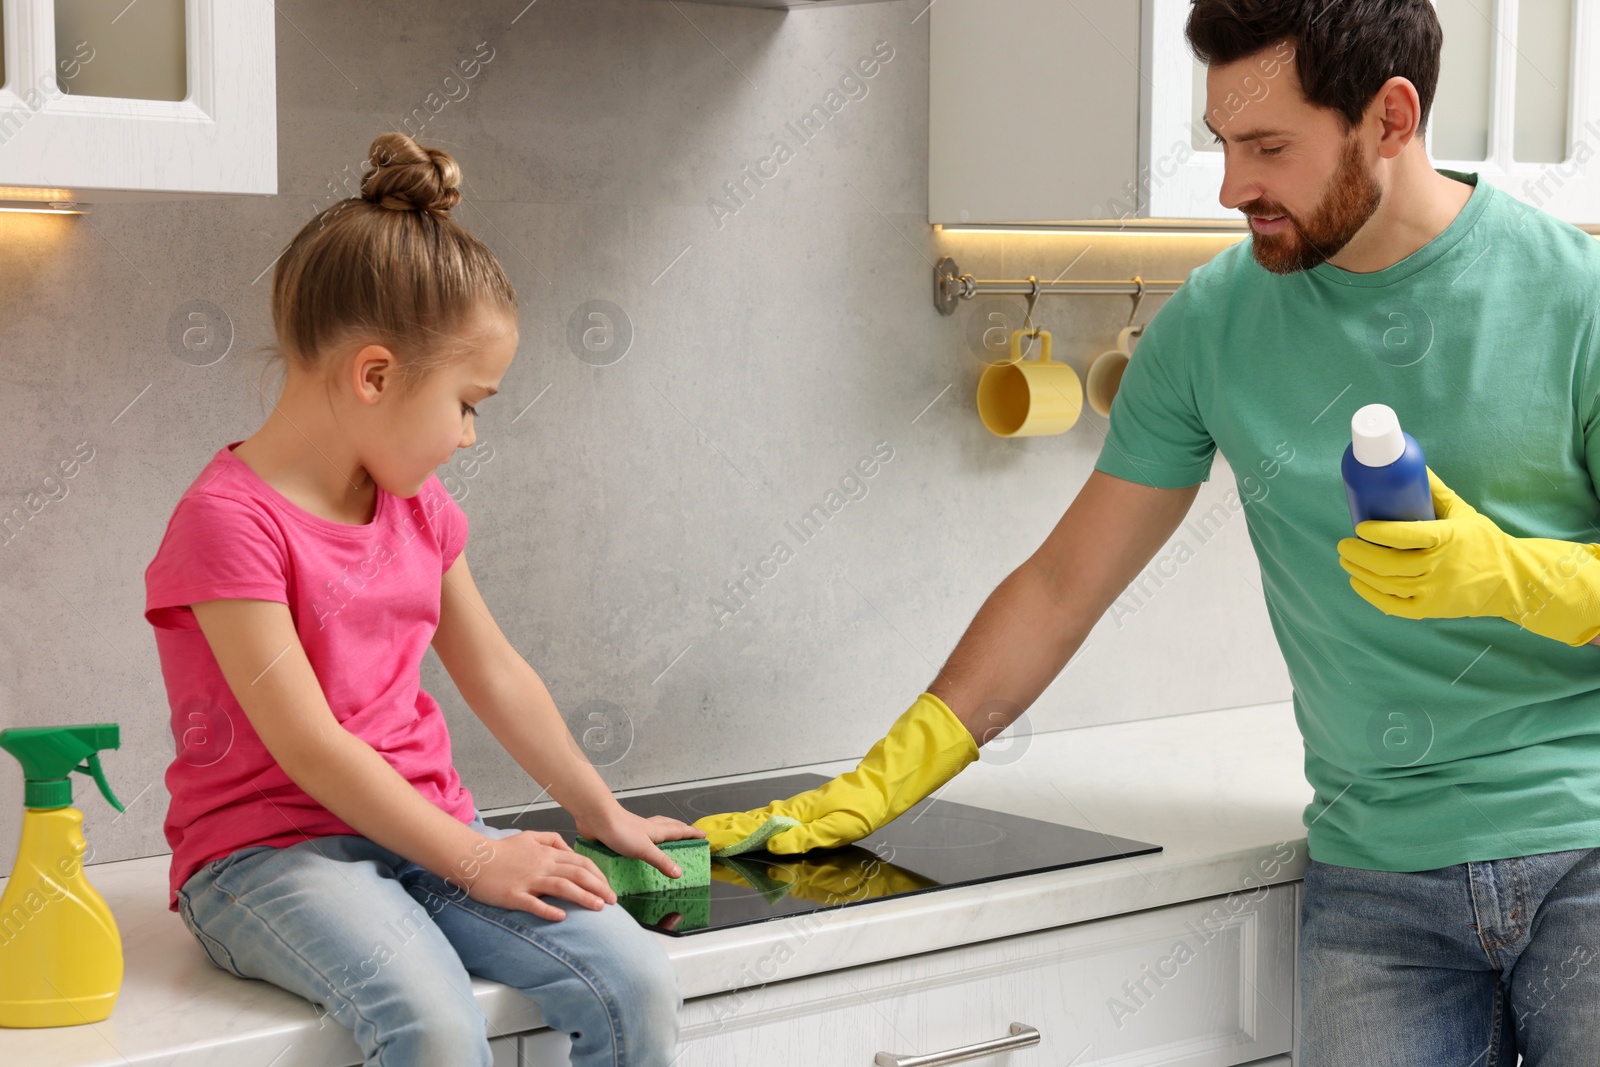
[1186,0,1443,132]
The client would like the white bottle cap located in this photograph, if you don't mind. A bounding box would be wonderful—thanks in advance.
[1351,403,1405,467]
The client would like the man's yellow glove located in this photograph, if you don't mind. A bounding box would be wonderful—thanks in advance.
[710,852,937,904]
[1336,466,1600,647]
[772,853,939,903]
[693,692,979,855]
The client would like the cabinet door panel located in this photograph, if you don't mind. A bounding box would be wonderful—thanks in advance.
[55,0,187,101]
[1434,0,1497,163]
[1142,0,1234,221]
[1512,0,1574,164]
[490,1034,521,1067]
[676,884,1297,1067]
[929,0,1140,225]
[519,1029,573,1065]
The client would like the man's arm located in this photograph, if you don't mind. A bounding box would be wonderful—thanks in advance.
[1339,466,1600,648]
[692,469,1204,855]
[930,469,1203,743]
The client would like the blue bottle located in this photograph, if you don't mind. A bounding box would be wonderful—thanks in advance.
[1341,403,1435,530]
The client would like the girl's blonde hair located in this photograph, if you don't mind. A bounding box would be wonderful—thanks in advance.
[258,132,518,407]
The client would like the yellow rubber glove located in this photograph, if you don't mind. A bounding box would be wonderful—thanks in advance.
[772,853,939,904]
[711,851,938,905]
[1337,466,1600,647]
[693,692,980,855]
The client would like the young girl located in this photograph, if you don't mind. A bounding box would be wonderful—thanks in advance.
[143,131,704,1067]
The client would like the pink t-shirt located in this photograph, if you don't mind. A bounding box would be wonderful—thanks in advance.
[144,441,477,911]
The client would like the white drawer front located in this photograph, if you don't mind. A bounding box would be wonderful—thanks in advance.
[518,1029,572,1065]
[677,883,1297,1067]
[490,1035,521,1066]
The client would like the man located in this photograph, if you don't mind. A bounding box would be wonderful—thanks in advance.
[699,1,1600,1062]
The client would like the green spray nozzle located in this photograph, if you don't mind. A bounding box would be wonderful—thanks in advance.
[0,724,124,812]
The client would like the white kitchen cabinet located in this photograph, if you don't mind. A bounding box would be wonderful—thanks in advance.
[1428,0,1600,222]
[0,0,276,202]
[929,0,1245,227]
[508,884,1300,1065]
[932,0,1600,227]
[668,884,1295,1067]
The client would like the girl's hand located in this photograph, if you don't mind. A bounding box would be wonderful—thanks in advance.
[575,807,708,881]
[462,830,617,922]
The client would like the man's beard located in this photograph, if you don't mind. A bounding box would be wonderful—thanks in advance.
[1245,133,1383,275]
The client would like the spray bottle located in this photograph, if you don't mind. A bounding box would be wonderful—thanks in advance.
[0,724,125,1028]
[1342,403,1435,529]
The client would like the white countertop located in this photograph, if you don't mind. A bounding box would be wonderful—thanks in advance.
[0,700,1311,1066]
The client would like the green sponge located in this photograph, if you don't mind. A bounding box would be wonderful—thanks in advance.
[714,856,796,905]
[618,886,712,932]
[711,814,802,858]
[574,837,710,894]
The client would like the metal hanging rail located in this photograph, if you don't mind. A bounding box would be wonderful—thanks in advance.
[934,256,1184,316]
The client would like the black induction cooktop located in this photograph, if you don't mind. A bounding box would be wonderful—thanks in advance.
[483,772,1161,936]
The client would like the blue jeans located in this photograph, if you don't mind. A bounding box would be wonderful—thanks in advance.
[1301,848,1600,1066]
[175,812,680,1067]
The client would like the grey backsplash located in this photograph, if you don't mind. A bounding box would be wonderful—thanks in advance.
[0,0,1288,869]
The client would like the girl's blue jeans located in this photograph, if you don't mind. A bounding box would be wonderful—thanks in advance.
[1301,847,1600,1066]
[175,812,680,1067]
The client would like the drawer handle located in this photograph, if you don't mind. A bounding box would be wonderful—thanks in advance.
[874,1022,1041,1067]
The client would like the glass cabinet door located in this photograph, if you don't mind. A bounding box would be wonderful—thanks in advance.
[1424,0,1599,223]
[1431,0,1583,168]
[1192,55,1219,154]
[54,0,186,101]
[1433,0,1495,162]
[1513,0,1574,163]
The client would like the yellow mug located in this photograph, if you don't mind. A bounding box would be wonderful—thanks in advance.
[976,329,1083,438]
[1085,325,1143,418]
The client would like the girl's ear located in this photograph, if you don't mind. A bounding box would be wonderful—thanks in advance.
[350,343,400,405]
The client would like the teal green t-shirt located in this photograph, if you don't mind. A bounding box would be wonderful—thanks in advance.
[1094,171,1600,871]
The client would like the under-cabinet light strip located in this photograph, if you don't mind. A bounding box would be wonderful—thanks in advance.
[0,200,88,215]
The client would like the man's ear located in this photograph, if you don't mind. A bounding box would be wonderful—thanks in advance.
[351,343,398,404]
[1371,76,1423,160]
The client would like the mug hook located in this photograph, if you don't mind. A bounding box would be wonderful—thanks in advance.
[1023,277,1043,336]
[1125,276,1147,331]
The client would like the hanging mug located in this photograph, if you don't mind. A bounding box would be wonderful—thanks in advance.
[1085,325,1143,418]
[976,329,1083,438]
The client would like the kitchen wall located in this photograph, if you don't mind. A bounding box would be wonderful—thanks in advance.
[0,0,1290,868]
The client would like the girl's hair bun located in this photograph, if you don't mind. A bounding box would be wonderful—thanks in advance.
[266,130,515,409]
[360,132,462,215]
